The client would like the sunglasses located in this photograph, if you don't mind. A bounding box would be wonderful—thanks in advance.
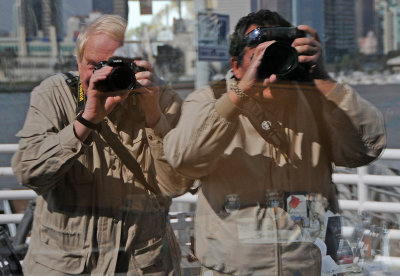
[243,27,306,47]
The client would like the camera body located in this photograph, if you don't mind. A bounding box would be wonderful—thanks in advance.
[254,27,310,81]
[93,56,146,92]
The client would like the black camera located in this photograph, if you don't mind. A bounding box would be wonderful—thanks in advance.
[244,27,310,81]
[93,56,146,92]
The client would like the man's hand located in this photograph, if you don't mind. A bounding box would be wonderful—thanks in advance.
[133,60,163,128]
[228,41,278,105]
[293,25,330,80]
[294,25,336,95]
[237,41,276,95]
[83,66,130,124]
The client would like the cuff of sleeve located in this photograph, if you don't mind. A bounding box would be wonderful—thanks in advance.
[325,83,348,105]
[59,124,91,154]
[214,93,241,122]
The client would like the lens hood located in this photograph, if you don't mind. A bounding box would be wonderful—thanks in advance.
[257,41,299,80]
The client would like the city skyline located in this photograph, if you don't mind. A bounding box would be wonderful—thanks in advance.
[0,0,400,61]
[0,0,92,36]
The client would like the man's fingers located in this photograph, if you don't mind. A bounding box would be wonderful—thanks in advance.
[294,43,319,56]
[262,74,277,87]
[297,25,320,41]
[135,70,152,81]
[134,60,153,72]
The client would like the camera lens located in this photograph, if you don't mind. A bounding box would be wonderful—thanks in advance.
[257,41,299,80]
[107,65,136,91]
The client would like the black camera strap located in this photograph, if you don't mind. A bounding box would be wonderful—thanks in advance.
[62,72,160,195]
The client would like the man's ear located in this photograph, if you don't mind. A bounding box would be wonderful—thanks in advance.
[77,57,82,71]
[230,57,243,79]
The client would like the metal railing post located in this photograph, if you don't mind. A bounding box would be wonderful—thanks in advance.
[357,166,368,212]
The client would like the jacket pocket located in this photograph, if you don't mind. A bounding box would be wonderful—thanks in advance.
[280,241,322,276]
[31,223,87,274]
[134,236,167,269]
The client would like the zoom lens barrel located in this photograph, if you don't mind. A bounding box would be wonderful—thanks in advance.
[257,42,299,80]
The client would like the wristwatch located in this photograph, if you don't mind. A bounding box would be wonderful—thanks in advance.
[76,113,102,131]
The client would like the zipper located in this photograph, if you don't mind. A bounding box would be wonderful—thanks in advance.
[277,242,282,275]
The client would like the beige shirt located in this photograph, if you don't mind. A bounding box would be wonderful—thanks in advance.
[12,72,191,275]
[164,71,386,274]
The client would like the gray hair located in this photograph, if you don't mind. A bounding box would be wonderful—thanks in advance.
[75,14,127,61]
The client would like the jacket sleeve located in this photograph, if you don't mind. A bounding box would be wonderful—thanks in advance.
[11,77,86,195]
[322,83,386,167]
[144,88,196,197]
[163,87,240,179]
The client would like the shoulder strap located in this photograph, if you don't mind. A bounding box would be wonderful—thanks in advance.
[63,72,79,88]
[62,72,160,195]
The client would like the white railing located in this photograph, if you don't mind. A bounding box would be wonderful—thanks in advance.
[1,144,400,223]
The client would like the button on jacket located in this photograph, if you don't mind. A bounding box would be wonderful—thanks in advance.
[12,72,191,275]
[164,71,386,275]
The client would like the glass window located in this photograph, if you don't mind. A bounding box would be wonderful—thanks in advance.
[0,0,399,275]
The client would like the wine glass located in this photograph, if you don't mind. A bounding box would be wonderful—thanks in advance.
[265,189,283,208]
[224,194,240,214]
[307,193,325,240]
[346,211,369,273]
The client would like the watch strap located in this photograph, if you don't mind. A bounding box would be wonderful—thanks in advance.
[76,113,102,131]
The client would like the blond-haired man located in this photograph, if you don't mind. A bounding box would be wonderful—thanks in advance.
[12,15,190,275]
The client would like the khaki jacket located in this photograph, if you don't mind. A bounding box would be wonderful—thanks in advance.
[12,73,191,275]
[164,71,386,275]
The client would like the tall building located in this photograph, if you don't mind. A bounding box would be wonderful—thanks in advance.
[42,0,63,40]
[12,0,23,37]
[92,0,113,14]
[356,0,379,55]
[21,0,63,40]
[293,0,325,49]
[324,0,357,62]
[259,0,292,22]
[21,0,42,39]
[377,0,400,54]
[356,0,375,37]
[92,0,128,19]
[113,0,129,20]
